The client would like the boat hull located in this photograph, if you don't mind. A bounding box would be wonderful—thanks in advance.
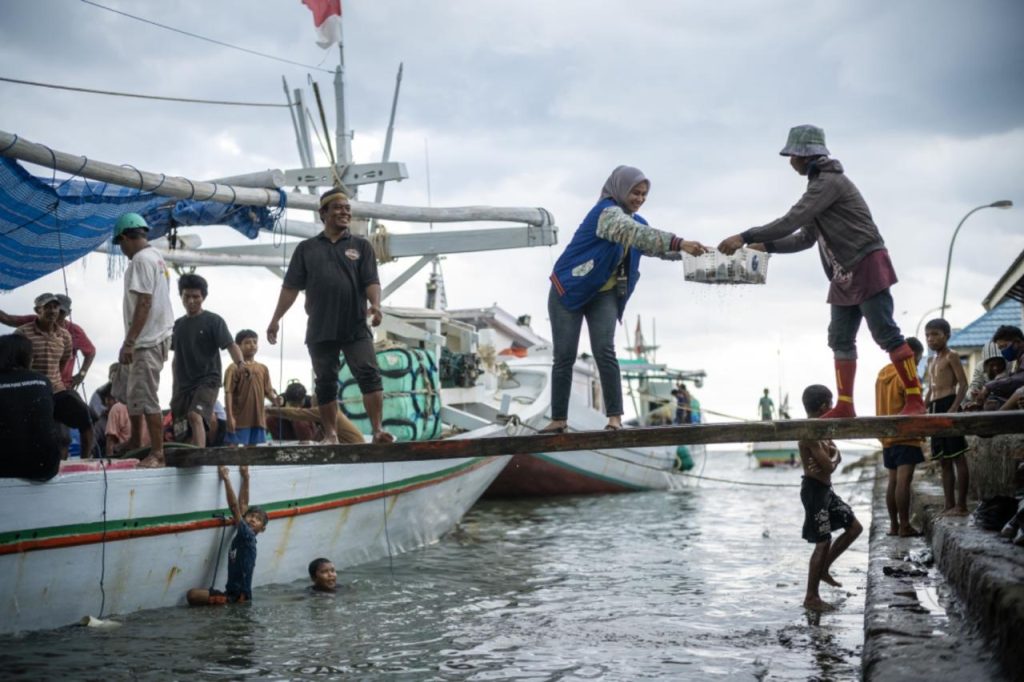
[0,455,508,634]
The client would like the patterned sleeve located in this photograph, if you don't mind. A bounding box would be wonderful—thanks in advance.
[596,206,677,255]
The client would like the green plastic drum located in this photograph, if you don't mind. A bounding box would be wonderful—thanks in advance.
[338,347,442,441]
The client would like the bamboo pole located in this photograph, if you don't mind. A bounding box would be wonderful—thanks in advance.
[0,130,553,226]
[165,412,1024,467]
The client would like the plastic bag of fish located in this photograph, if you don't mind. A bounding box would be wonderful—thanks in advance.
[682,248,770,285]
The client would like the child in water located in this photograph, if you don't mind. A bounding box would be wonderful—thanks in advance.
[308,557,338,593]
[798,385,863,611]
[187,465,268,605]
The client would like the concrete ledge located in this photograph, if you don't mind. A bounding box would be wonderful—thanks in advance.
[862,459,1014,681]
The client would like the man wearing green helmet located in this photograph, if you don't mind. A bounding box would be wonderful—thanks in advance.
[718,125,925,421]
[113,212,175,467]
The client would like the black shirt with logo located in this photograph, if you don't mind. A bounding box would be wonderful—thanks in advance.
[283,231,380,345]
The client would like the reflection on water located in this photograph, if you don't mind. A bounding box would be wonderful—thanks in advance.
[0,450,872,680]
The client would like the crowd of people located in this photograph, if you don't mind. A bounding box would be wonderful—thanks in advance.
[0,188,393,479]
[0,125,1020,491]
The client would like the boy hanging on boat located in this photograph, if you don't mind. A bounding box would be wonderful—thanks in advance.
[798,384,863,612]
[187,465,268,605]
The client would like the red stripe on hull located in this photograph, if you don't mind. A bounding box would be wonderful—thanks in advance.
[484,454,633,498]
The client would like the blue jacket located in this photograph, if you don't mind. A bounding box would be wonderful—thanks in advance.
[549,198,644,319]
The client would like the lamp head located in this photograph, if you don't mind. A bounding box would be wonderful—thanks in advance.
[990,200,1013,208]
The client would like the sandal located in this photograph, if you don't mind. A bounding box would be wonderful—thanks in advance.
[604,424,622,431]
[538,424,567,434]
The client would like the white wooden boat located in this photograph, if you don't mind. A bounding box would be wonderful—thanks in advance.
[0,454,508,634]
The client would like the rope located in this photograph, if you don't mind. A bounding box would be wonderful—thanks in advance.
[97,459,109,618]
[0,75,292,108]
[303,107,346,188]
[79,0,333,73]
[207,514,230,591]
[370,224,394,263]
[678,471,880,488]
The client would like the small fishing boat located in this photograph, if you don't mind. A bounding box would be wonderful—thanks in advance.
[749,441,801,468]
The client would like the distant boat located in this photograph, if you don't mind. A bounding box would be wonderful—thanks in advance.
[749,441,800,468]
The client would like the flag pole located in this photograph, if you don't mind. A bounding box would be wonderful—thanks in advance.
[334,14,351,172]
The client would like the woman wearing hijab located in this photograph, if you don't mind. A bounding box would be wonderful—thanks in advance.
[543,166,706,433]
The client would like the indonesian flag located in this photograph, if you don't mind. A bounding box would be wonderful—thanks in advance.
[303,0,342,49]
[634,316,645,356]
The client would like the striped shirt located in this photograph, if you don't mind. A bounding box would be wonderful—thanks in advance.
[16,320,72,393]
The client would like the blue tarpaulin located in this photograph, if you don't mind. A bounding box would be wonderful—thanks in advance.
[0,157,279,290]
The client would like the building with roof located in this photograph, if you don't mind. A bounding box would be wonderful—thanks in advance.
[947,248,1024,379]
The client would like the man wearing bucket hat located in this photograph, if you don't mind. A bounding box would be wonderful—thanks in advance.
[113,212,175,467]
[718,125,925,419]
[0,293,96,390]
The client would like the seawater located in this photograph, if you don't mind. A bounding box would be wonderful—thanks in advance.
[0,449,873,680]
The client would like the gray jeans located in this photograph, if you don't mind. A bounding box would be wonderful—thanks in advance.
[548,286,623,421]
[827,288,904,360]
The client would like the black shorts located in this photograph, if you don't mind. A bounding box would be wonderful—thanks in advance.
[53,390,93,432]
[928,395,969,460]
[882,444,925,470]
[801,477,855,544]
[308,336,382,405]
[170,384,218,424]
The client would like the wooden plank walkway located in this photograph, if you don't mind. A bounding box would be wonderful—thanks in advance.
[165,412,1024,467]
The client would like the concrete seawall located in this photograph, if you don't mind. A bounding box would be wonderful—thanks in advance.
[862,433,1024,681]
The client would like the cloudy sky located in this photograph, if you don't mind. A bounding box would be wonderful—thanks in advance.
[1,0,1021,428]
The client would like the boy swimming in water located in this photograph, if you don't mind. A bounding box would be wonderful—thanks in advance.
[308,557,338,593]
[187,465,268,605]
[798,385,863,611]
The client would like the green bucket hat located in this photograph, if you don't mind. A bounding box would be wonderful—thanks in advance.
[779,124,830,157]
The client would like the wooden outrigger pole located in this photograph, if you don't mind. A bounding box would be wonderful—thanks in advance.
[0,129,554,227]
[166,412,1023,467]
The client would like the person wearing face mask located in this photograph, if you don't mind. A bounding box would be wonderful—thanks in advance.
[542,165,707,433]
[975,325,1024,407]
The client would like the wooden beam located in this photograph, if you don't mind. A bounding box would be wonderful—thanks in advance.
[164,412,1023,468]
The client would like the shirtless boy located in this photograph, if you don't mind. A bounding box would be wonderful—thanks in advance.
[924,318,970,515]
[798,384,863,612]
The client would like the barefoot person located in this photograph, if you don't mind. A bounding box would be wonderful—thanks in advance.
[924,318,970,516]
[113,212,174,468]
[798,384,863,611]
[718,125,925,419]
[542,165,706,433]
[875,337,926,536]
[266,188,393,444]
[186,466,268,605]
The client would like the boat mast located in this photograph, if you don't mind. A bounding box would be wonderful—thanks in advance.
[334,25,352,171]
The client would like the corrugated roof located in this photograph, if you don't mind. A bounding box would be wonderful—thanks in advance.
[948,299,1023,349]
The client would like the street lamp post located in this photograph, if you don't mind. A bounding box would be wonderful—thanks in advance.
[940,200,1013,319]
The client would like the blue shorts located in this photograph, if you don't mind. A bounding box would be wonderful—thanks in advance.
[225,427,267,446]
[882,445,925,470]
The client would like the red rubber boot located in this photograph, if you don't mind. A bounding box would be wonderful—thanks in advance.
[889,343,926,415]
[821,358,857,419]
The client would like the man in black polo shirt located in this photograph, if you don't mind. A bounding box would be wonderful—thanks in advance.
[266,188,394,444]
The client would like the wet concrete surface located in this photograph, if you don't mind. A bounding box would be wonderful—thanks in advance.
[862,458,1014,681]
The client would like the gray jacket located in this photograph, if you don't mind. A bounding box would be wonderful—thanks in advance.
[740,158,885,279]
